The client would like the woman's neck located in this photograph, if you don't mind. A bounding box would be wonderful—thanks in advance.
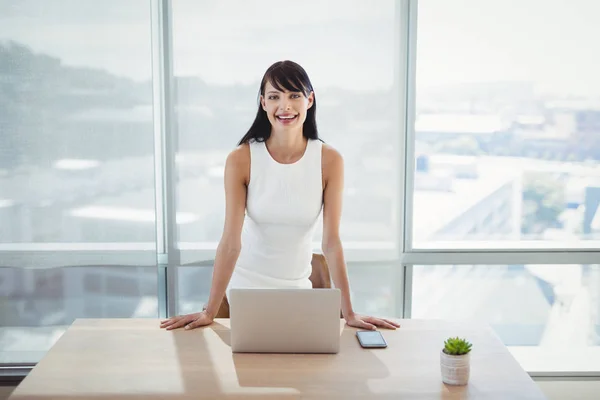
[266,130,307,163]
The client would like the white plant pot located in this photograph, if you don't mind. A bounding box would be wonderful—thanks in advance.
[440,350,470,386]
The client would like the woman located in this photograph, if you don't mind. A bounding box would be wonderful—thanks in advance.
[161,61,400,331]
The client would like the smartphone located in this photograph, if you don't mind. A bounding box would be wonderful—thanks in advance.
[356,330,387,348]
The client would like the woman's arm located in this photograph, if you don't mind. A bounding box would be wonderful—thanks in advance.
[203,145,249,318]
[321,144,400,330]
[160,145,249,330]
[320,145,354,319]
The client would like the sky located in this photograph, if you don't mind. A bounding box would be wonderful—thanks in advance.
[1,0,599,96]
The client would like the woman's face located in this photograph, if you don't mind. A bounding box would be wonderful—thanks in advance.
[260,81,314,131]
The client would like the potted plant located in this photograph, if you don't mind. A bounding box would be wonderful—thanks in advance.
[440,337,472,386]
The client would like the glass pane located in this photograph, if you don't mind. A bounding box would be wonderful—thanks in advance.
[0,266,158,363]
[413,0,600,248]
[172,0,401,254]
[412,264,600,373]
[177,266,213,315]
[0,0,156,244]
[346,263,401,318]
[178,263,401,318]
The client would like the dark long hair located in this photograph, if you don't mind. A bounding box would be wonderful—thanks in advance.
[238,60,319,145]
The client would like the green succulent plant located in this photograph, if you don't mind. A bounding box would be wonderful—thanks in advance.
[443,337,472,355]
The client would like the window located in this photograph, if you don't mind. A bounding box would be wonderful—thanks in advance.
[172,0,402,261]
[0,265,157,363]
[0,0,157,365]
[413,0,600,249]
[0,0,156,246]
[178,263,402,317]
[411,264,600,373]
[2,0,599,377]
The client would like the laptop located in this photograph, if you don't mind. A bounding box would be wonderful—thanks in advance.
[229,288,341,354]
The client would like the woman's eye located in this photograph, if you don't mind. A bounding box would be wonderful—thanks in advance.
[268,96,278,100]
[291,94,301,99]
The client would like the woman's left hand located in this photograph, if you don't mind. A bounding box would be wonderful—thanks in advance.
[345,313,401,330]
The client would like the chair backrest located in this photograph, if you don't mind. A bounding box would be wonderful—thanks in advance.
[211,253,331,318]
[308,253,332,289]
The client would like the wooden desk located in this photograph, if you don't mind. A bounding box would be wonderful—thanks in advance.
[9,318,546,399]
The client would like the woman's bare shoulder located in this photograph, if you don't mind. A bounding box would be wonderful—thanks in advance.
[321,142,343,168]
[227,143,250,162]
[226,143,251,183]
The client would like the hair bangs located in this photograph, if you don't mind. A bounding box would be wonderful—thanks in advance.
[264,66,311,97]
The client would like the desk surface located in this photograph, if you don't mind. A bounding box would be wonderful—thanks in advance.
[9,318,546,399]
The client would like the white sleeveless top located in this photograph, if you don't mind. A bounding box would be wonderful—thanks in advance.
[226,139,323,297]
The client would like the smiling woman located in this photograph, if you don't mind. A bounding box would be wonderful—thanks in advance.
[170,0,402,337]
[160,60,401,332]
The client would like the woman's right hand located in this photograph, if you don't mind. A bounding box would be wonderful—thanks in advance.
[160,310,214,330]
